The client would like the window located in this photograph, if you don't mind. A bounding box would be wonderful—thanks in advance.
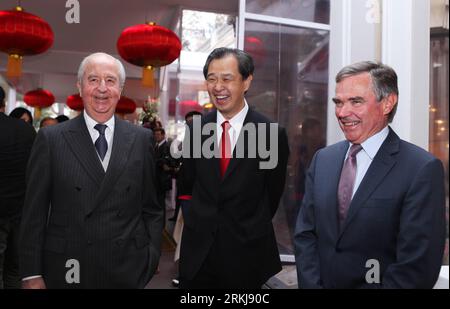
[430,28,449,265]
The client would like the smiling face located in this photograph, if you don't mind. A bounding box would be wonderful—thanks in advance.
[333,73,396,144]
[77,55,122,123]
[205,55,252,120]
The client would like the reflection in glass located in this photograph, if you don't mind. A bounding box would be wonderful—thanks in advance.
[246,0,330,24]
[181,10,236,53]
[429,30,449,265]
[173,9,237,124]
[245,20,329,255]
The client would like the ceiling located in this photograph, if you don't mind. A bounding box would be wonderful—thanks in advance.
[0,0,238,103]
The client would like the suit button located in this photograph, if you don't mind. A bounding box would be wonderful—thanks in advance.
[87,240,92,246]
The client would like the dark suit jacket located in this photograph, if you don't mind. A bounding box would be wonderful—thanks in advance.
[19,114,163,288]
[294,128,446,289]
[179,108,289,287]
[0,113,36,218]
[154,140,172,193]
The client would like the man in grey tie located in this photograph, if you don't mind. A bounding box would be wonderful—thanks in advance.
[294,61,446,289]
[19,52,163,288]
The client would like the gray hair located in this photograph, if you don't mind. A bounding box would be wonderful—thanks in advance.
[77,52,126,89]
[336,61,398,123]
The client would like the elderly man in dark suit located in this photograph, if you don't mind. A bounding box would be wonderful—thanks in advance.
[19,52,163,289]
[294,61,446,289]
[178,48,289,289]
[0,87,36,289]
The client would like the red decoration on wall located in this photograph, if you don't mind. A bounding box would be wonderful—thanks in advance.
[116,96,136,114]
[0,6,54,77]
[117,22,181,87]
[24,88,55,120]
[66,94,84,111]
[24,89,55,108]
[244,36,266,67]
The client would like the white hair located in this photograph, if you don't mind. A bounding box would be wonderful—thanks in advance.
[77,52,126,89]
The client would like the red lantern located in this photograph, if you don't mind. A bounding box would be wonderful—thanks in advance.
[24,88,55,119]
[179,100,202,116]
[0,6,54,77]
[66,94,84,111]
[244,36,266,68]
[117,22,181,87]
[116,96,136,114]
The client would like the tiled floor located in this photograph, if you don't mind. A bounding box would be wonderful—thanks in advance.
[146,208,179,289]
[145,206,298,289]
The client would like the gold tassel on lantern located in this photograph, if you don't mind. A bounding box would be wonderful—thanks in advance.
[7,54,23,78]
[34,107,42,120]
[142,65,155,88]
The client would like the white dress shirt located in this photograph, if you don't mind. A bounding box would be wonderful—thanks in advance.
[83,112,115,171]
[216,100,249,153]
[346,126,390,198]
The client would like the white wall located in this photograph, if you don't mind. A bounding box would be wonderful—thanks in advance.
[328,0,431,150]
[327,0,382,144]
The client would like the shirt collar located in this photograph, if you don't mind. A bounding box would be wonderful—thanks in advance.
[83,112,115,131]
[356,126,390,160]
[217,100,249,128]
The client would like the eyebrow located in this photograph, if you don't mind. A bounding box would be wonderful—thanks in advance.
[87,74,117,80]
[206,73,234,78]
[332,96,365,103]
[349,96,365,101]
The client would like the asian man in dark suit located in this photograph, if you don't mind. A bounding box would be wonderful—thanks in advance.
[178,48,289,289]
[19,52,163,289]
[294,61,446,289]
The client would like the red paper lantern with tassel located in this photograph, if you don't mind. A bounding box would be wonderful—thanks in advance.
[24,88,55,119]
[117,22,181,88]
[0,6,54,78]
[116,96,136,114]
[244,36,266,68]
[66,94,84,111]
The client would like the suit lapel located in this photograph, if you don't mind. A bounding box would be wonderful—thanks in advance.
[62,114,105,187]
[338,129,399,238]
[201,112,221,180]
[86,116,136,216]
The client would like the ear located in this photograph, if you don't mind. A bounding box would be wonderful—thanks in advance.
[244,75,253,92]
[77,81,82,97]
[382,93,397,116]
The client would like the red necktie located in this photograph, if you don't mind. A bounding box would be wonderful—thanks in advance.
[220,121,231,178]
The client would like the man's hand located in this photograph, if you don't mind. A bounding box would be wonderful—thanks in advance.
[22,277,47,289]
